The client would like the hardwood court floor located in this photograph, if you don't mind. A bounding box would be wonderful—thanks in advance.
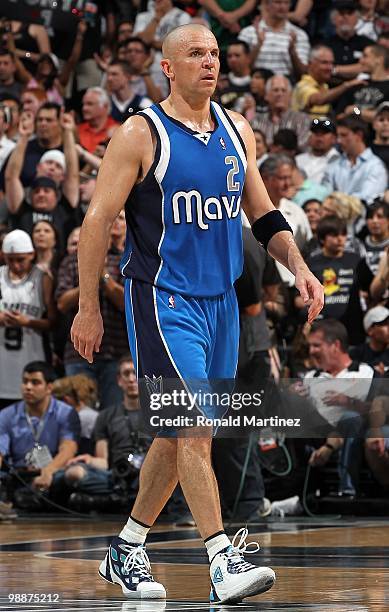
[1,516,389,611]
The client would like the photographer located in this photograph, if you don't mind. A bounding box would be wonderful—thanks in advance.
[61,355,150,510]
[0,361,80,510]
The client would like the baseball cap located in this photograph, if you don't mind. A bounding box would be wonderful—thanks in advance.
[79,169,98,181]
[363,306,389,332]
[40,149,66,171]
[332,0,360,11]
[311,117,336,133]
[375,101,389,117]
[2,230,34,254]
[31,176,58,192]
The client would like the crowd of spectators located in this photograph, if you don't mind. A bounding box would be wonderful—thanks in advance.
[0,0,388,519]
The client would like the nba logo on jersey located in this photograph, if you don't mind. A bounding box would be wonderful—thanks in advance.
[219,137,226,150]
[168,296,176,309]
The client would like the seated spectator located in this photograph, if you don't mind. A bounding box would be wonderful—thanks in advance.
[58,356,148,509]
[0,49,23,99]
[218,41,252,111]
[303,216,371,344]
[270,128,299,157]
[0,230,55,409]
[78,87,118,154]
[238,0,310,81]
[251,74,311,149]
[372,101,389,171]
[31,220,60,278]
[116,21,134,45]
[125,37,166,101]
[296,117,340,184]
[304,320,375,496]
[20,87,47,117]
[55,222,129,408]
[66,227,81,255]
[370,245,389,303]
[0,361,80,508]
[351,305,389,371]
[290,166,330,207]
[322,116,388,203]
[326,0,375,80]
[2,102,64,188]
[253,128,269,167]
[260,154,312,286]
[0,94,20,142]
[106,61,152,124]
[110,209,127,253]
[0,102,15,171]
[302,199,322,238]
[242,68,269,121]
[292,45,363,118]
[78,169,97,220]
[365,391,389,489]
[364,200,389,274]
[336,44,389,121]
[53,374,98,453]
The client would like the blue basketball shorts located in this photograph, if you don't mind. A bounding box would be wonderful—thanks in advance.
[124,279,239,429]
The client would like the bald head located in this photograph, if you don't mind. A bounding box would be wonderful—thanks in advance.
[162,24,216,60]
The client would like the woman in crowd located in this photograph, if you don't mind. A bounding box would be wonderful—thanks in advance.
[31,220,61,278]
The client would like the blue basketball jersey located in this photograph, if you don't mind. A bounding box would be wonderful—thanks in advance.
[120,101,247,297]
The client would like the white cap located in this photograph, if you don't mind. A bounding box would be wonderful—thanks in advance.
[40,149,66,172]
[363,306,389,332]
[2,230,34,254]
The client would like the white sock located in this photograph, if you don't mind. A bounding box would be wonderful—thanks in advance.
[205,532,231,562]
[119,515,150,545]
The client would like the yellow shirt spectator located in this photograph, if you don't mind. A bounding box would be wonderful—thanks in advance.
[292,74,331,118]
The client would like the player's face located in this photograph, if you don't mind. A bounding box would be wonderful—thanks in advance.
[165,31,220,99]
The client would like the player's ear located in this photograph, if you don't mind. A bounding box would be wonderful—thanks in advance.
[160,58,174,80]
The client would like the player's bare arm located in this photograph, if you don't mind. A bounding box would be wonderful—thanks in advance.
[71,115,154,363]
[229,110,324,323]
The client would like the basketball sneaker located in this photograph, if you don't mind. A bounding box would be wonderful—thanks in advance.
[99,537,166,599]
[209,528,275,604]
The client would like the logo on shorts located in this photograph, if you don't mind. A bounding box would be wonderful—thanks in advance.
[168,296,176,309]
[145,374,163,397]
[219,137,226,150]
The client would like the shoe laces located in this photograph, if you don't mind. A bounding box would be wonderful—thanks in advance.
[120,544,153,580]
[225,527,260,572]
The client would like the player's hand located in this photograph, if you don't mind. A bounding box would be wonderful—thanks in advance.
[71,308,104,363]
[294,269,324,324]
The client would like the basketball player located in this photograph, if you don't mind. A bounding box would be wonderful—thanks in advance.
[71,25,324,604]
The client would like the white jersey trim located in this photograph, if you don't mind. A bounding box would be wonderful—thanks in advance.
[211,101,247,172]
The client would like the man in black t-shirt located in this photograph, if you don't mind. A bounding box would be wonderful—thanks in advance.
[351,306,389,372]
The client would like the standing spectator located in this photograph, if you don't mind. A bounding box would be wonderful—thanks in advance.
[0,49,23,99]
[78,87,118,154]
[0,361,80,504]
[2,20,51,73]
[125,37,167,101]
[55,226,129,408]
[326,0,375,79]
[364,200,389,274]
[337,44,389,121]
[351,305,389,371]
[0,94,20,142]
[2,102,63,188]
[253,128,269,167]
[260,154,312,286]
[372,101,389,171]
[134,0,192,52]
[106,61,152,124]
[20,87,47,117]
[78,169,97,220]
[0,103,15,171]
[243,68,269,120]
[0,230,55,409]
[238,0,310,80]
[303,215,371,343]
[296,117,340,183]
[251,74,311,149]
[302,199,322,237]
[219,41,252,110]
[292,45,364,117]
[356,0,382,40]
[322,116,388,203]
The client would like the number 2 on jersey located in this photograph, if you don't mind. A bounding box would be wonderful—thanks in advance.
[225,156,240,192]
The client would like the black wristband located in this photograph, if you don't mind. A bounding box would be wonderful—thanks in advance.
[252,210,293,251]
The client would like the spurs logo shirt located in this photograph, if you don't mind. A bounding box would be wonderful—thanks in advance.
[120,102,247,297]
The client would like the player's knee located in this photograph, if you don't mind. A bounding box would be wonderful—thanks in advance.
[178,435,212,461]
[64,464,87,484]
